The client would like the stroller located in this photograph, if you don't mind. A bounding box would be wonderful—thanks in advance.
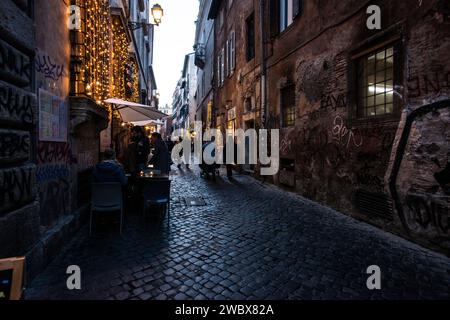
[199,141,220,180]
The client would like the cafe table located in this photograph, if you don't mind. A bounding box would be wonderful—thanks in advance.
[137,169,169,180]
[136,169,171,220]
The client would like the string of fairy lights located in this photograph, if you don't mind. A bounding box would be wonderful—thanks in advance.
[111,16,129,100]
[72,0,140,107]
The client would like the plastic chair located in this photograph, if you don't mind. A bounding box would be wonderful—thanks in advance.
[141,179,171,224]
[90,183,124,235]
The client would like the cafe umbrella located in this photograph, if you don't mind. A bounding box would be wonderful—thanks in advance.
[103,98,168,148]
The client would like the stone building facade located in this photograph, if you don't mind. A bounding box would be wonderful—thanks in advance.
[194,0,215,130]
[0,0,41,279]
[172,53,197,133]
[209,0,450,254]
[0,0,158,281]
[209,0,262,153]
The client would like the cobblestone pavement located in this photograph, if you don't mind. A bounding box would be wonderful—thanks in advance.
[25,166,450,300]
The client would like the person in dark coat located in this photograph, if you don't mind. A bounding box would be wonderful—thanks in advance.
[224,139,237,178]
[149,132,170,174]
[131,126,150,172]
[92,149,128,186]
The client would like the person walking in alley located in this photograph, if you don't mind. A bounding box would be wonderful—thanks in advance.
[149,132,170,174]
[176,137,190,169]
[131,126,150,172]
[92,149,128,186]
[224,138,237,179]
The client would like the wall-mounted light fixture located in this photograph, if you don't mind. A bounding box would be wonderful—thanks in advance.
[129,3,164,30]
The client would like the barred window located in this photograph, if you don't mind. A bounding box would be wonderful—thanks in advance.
[357,46,395,117]
[281,85,296,127]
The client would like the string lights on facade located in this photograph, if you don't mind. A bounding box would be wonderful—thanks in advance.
[70,0,140,107]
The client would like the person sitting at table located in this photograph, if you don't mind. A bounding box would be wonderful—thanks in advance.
[92,149,128,186]
[149,132,170,174]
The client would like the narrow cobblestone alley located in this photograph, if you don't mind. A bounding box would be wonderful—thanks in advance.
[25,166,450,300]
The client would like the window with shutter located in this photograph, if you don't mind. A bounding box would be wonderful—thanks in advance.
[230,31,236,72]
[221,47,225,85]
[278,0,302,33]
[246,13,255,61]
[226,39,230,77]
[269,0,280,37]
[217,54,222,87]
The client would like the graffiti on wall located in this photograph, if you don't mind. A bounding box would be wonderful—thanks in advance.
[0,165,36,213]
[405,193,450,235]
[321,92,347,111]
[35,49,65,81]
[37,141,75,226]
[407,69,450,98]
[37,141,76,165]
[390,99,450,245]
[0,80,35,124]
[0,39,31,86]
[0,130,30,163]
[36,163,70,226]
[332,115,364,149]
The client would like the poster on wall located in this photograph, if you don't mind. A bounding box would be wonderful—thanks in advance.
[0,257,25,300]
[39,89,68,142]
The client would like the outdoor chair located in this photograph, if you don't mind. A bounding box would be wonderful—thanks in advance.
[141,179,171,224]
[90,183,124,235]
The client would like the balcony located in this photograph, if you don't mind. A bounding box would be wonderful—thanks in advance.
[194,43,206,69]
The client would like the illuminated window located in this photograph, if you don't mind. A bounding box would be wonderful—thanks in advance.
[281,85,295,127]
[357,46,395,117]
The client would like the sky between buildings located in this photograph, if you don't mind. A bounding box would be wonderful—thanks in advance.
[153,0,198,111]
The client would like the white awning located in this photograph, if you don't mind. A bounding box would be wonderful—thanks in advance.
[104,98,168,122]
[130,119,164,126]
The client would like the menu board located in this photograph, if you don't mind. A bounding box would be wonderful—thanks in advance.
[0,257,25,300]
[39,89,68,142]
[0,269,13,300]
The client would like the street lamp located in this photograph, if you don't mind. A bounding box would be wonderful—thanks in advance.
[151,4,164,25]
[128,3,164,30]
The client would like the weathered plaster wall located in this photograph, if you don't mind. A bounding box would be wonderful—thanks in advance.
[389,3,450,252]
[35,0,75,229]
[263,0,450,253]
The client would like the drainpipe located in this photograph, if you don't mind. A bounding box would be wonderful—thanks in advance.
[259,0,267,129]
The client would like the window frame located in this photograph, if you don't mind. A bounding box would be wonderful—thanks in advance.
[217,49,225,88]
[226,30,236,77]
[280,84,296,128]
[220,47,225,86]
[351,40,403,122]
[246,12,255,62]
[278,0,303,34]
